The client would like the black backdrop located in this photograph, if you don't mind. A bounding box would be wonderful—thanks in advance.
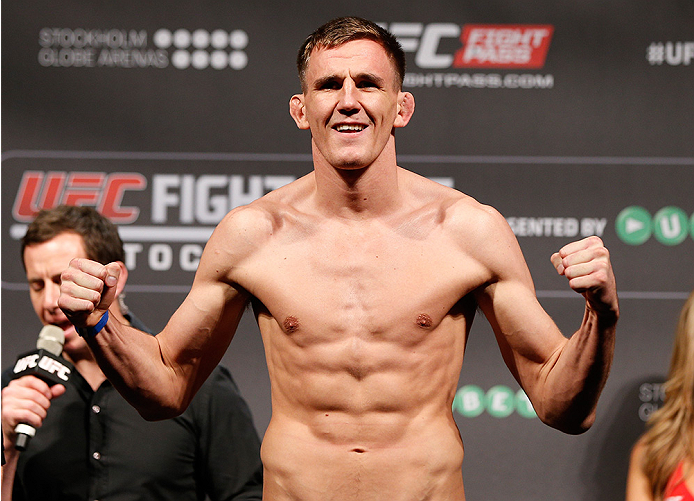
[2,1,693,499]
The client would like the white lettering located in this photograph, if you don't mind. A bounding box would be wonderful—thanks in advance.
[403,72,553,89]
[123,243,144,270]
[415,24,460,69]
[152,174,296,224]
[13,354,39,373]
[149,244,173,270]
[639,382,666,402]
[385,23,423,52]
[180,175,195,223]
[36,356,71,381]
[659,213,682,238]
[639,402,659,422]
[180,244,203,271]
[229,175,264,208]
[152,175,183,223]
[122,244,209,272]
[39,28,147,49]
[489,392,510,413]
[383,23,461,69]
[506,217,610,238]
[686,42,694,65]
[196,175,228,223]
[580,218,607,237]
[462,391,481,411]
[666,42,683,65]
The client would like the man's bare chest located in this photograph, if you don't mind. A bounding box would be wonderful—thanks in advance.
[241,227,486,336]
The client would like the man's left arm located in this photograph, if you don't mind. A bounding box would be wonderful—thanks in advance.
[474,210,618,434]
[543,236,619,431]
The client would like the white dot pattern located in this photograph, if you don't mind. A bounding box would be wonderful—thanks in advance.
[153,28,249,70]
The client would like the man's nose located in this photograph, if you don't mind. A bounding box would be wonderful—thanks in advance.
[337,80,360,114]
[43,282,61,311]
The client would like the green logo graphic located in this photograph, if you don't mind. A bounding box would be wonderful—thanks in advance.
[486,385,515,418]
[452,385,536,419]
[616,206,652,245]
[653,206,688,245]
[452,385,485,417]
[616,205,694,246]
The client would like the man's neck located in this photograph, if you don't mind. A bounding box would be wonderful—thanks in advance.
[312,142,403,219]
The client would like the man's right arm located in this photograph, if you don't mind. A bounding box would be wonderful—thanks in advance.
[58,207,264,420]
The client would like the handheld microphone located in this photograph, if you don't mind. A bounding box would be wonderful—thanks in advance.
[11,324,71,451]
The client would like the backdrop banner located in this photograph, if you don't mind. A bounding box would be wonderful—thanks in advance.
[2,1,693,499]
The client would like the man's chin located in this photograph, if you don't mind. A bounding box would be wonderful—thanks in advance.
[332,158,371,171]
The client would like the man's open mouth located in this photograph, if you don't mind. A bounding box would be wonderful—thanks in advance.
[335,124,366,132]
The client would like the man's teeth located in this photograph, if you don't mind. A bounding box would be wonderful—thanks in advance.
[336,124,365,132]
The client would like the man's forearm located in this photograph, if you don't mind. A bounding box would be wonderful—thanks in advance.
[85,314,188,420]
[540,305,617,434]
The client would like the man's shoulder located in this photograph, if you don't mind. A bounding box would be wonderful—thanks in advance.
[414,181,506,235]
[398,170,510,243]
[446,196,507,231]
[214,173,313,241]
[402,169,498,213]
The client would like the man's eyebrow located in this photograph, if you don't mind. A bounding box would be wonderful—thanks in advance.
[312,72,388,89]
[313,74,340,88]
[355,72,386,86]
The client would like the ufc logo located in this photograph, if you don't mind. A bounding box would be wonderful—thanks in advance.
[381,22,554,69]
[381,23,462,69]
[13,171,146,223]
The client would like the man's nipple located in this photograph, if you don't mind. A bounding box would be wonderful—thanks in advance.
[283,315,300,333]
[416,313,433,329]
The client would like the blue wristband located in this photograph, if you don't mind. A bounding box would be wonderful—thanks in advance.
[77,310,109,338]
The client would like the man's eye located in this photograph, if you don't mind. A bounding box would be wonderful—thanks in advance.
[321,81,340,90]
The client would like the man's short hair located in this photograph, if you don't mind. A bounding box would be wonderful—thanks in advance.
[297,17,406,91]
[21,205,125,267]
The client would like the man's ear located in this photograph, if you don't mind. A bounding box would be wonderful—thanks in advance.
[393,92,415,128]
[289,94,310,130]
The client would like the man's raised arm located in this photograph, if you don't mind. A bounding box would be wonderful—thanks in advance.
[58,209,256,420]
[473,208,618,434]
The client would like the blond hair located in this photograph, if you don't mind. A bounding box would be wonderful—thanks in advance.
[640,291,694,500]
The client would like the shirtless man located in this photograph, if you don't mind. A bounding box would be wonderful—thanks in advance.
[58,17,619,501]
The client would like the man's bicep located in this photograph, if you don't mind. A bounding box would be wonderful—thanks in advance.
[479,278,563,354]
[156,218,254,397]
[161,268,249,371]
[474,231,566,389]
[159,207,262,366]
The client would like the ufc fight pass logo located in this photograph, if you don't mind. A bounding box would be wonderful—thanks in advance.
[381,23,554,69]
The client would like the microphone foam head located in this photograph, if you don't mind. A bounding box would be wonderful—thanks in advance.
[36,325,65,356]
